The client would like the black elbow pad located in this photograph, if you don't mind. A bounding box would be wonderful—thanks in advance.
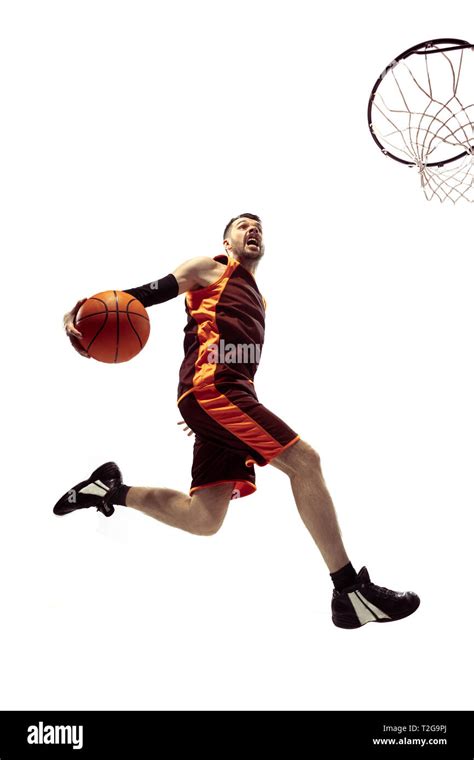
[124,273,179,307]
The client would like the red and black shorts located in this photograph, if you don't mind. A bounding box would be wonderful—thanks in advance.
[178,382,299,499]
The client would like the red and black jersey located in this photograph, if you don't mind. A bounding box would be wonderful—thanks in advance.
[177,254,266,402]
[125,251,298,498]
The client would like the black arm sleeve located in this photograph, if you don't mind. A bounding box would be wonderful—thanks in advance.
[124,273,179,308]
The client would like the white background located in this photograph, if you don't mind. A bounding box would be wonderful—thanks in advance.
[1,0,473,710]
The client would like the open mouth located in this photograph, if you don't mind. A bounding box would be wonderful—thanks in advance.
[246,236,259,248]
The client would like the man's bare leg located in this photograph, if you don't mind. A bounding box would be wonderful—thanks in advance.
[271,440,350,572]
[125,482,234,536]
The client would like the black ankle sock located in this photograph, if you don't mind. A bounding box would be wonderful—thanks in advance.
[113,485,131,506]
[330,562,358,592]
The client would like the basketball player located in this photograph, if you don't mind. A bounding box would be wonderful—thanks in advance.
[55,213,420,629]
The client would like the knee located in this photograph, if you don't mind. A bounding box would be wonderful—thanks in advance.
[192,512,226,537]
[189,485,231,536]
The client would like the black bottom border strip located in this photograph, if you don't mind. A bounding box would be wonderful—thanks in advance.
[0,710,472,757]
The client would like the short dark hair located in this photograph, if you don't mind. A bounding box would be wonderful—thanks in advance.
[223,213,262,240]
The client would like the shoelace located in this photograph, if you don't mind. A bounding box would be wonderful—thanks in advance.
[367,582,393,598]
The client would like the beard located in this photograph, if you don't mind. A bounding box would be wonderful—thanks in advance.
[234,242,265,261]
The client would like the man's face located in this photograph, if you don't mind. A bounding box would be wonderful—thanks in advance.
[224,217,265,261]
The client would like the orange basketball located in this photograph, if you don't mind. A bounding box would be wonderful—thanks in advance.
[75,290,150,363]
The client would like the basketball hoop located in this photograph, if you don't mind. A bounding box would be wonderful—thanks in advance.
[368,38,474,202]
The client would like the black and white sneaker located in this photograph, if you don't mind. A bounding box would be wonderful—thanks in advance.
[53,462,122,518]
[332,567,420,629]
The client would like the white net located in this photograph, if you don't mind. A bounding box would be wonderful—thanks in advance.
[419,152,474,202]
[369,41,474,202]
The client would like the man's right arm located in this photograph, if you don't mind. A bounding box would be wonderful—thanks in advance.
[123,256,225,305]
[63,256,226,356]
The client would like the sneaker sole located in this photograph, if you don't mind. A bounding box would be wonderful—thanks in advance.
[333,597,420,629]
